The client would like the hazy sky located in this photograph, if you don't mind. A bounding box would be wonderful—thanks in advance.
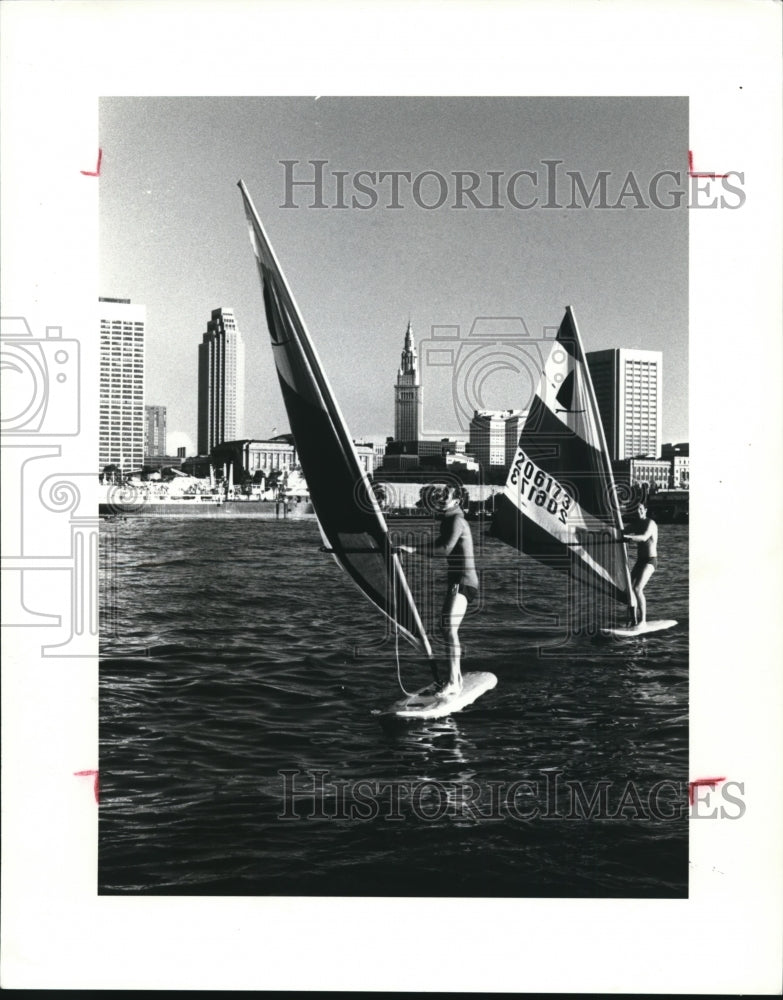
[100,97,688,452]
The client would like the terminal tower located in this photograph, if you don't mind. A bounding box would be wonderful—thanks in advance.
[394,321,422,444]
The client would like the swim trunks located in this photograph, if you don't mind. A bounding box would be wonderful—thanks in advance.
[442,582,478,622]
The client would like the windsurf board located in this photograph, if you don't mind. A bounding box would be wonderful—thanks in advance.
[601,619,677,638]
[380,671,497,721]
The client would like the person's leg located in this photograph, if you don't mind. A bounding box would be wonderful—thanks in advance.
[633,563,655,625]
[441,588,468,694]
[628,564,641,626]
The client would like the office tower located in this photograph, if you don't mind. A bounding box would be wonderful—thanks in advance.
[197,307,245,455]
[99,297,145,471]
[469,409,524,473]
[586,348,662,460]
[394,321,422,444]
[504,410,528,462]
[144,404,167,458]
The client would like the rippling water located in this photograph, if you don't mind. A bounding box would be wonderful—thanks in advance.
[99,517,688,897]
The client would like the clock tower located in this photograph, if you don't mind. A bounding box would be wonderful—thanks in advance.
[394,321,422,444]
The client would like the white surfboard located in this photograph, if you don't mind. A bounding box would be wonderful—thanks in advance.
[381,671,498,720]
[601,619,678,638]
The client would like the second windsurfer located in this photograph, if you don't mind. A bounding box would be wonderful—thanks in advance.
[623,501,658,627]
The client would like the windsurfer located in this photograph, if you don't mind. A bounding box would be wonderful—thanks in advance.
[398,485,478,696]
[623,502,658,627]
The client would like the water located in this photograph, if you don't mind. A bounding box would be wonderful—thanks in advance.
[99,518,688,897]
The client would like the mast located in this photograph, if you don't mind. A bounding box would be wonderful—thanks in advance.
[566,306,635,611]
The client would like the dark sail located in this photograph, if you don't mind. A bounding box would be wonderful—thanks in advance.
[238,180,432,655]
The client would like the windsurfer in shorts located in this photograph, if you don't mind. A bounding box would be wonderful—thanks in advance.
[397,485,478,696]
[623,501,658,627]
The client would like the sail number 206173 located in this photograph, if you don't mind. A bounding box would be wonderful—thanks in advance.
[509,449,572,524]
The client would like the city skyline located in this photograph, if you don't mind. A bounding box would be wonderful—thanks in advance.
[115,290,678,469]
[99,97,689,452]
[122,300,680,467]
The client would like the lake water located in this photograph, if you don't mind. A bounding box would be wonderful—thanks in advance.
[99,517,688,897]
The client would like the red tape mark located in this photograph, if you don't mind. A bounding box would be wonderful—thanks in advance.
[80,148,102,177]
[688,150,728,179]
[74,769,100,802]
[688,776,725,805]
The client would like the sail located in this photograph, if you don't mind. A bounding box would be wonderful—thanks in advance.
[491,306,634,608]
[237,180,432,655]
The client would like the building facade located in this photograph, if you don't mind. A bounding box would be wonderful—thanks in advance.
[671,455,690,489]
[613,457,672,493]
[661,443,690,489]
[211,438,297,480]
[445,452,480,473]
[394,321,422,444]
[469,409,524,474]
[351,442,381,474]
[353,443,376,475]
[142,454,184,472]
[661,442,689,460]
[144,404,167,458]
[586,348,662,460]
[99,297,145,472]
[197,307,245,455]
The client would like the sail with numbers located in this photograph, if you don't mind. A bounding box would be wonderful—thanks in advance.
[237,180,432,656]
[490,306,635,610]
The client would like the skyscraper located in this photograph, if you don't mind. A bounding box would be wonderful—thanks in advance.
[197,307,245,455]
[586,348,662,460]
[144,404,167,458]
[99,297,145,472]
[394,321,422,444]
[469,409,524,473]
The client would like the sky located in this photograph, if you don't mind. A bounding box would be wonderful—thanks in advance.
[99,96,689,453]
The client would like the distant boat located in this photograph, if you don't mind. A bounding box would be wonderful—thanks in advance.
[238,180,432,656]
[490,307,637,627]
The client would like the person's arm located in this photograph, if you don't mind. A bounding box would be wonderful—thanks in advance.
[623,521,654,543]
[396,516,463,557]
